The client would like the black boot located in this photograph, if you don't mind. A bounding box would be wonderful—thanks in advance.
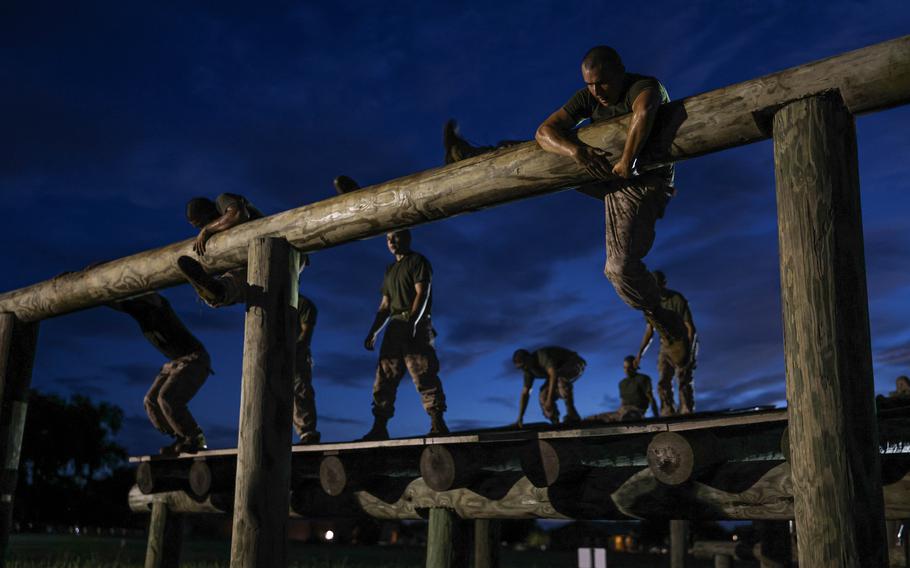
[360,417,389,441]
[295,430,321,445]
[428,413,449,436]
[177,256,225,305]
[333,175,361,195]
[174,430,208,455]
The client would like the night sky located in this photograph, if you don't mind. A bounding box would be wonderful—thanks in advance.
[3,1,909,456]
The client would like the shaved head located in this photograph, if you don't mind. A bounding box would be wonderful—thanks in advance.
[581,45,624,73]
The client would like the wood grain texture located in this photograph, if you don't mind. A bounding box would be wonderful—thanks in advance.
[229,238,299,568]
[0,317,38,565]
[143,501,182,568]
[773,92,886,567]
[2,37,908,323]
[473,519,501,568]
[426,508,457,568]
[671,520,689,568]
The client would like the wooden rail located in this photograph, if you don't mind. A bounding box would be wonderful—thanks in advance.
[0,36,907,323]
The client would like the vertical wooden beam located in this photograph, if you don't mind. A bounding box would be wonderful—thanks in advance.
[670,520,689,568]
[229,238,299,568]
[773,91,886,567]
[0,314,38,565]
[426,508,457,568]
[474,519,500,568]
[714,555,732,568]
[144,500,183,568]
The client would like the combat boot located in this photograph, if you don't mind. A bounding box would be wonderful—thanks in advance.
[177,256,225,306]
[360,417,389,442]
[159,438,182,457]
[296,430,321,445]
[174,430,207,455]
[333,175,361,195]
[443,119,489,164]
[428,413,449,436]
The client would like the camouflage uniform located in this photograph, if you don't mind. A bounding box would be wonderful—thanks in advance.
[597,372,655,422]
[294,296,318,437]
[522,347,586,423]
[199,193,265,308]
[371,252,446,419]
[109,293,211,439]
[655,289,696,415]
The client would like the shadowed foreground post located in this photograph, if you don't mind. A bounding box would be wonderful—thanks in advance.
[229,238,300,568]
[144,500,182,568]
[671,520,689,568]
[0,314,39,568]
[474,519,501,568]
[773,91,886,566]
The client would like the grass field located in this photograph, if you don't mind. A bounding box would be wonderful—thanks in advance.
[7,534,731,567]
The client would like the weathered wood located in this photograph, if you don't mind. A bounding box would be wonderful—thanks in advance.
[317,451,423,497]
[421,445,482,492]
[0,316,38,565]
[129,485,231,514]
[671,520,689,568]
[520,439,586,488]
[229,238,299,568]
[144,500,182,568]
[319,456,353,497]
[136,461,191,495]
[714,554,732,568]
[474,519,500,568]
[647,431,722,486]
[3,37,909,323]
[426,508,458,568]
[691,541,758,561]
[188,459,236,498]
[773,92,886,567]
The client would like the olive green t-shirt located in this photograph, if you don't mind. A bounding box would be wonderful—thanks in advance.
[660,289,694,327]
[215,193,265,221]
[381,252,432,320]
[109,293,206,360]
[562,72,674,186]
[619,373,653,411]
[523,346,581,380]
[298,295,317,328]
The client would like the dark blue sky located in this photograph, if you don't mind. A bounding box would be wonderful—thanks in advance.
[2,1,909,455]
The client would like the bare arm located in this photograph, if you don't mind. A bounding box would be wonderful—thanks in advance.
[194,204,250,256]
[410,281,430,327]
[535,107,613,179]
[612,87,661,178]
[364,295,391,351]
[635,323,654,368]
[516,374,534,428]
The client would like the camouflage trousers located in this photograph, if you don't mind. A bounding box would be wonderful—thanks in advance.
[538,358,586,422]
[657,342,695,415]
[596,404,646,423]
[294,347,318,436]
[202,268,247,308]
[601,177,673,313]
[372,319,446,419]
[144,350,210,438]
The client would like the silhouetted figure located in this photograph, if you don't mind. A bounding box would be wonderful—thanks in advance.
[512,347,585,427]
[592,355,657,422]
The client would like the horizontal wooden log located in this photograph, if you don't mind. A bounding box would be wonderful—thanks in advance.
[691,541,759,561]
[129,485,231,514]
[647,431,723,485]
[188,459,236,498]
[3,36,910,322]
[136,461,191,495]
[420,445,481,492]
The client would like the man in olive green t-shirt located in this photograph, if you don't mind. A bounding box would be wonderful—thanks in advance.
[512,346,586,427]
[634,271,696,415]
[594,356,658,422]
[444,45,690,368]
[361,229,448,441]
[294,295,321,444]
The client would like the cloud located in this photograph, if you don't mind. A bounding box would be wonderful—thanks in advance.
[319,414,365,426]
[482,395,515,410]
[877,343,910,366]
[52,375,107,397]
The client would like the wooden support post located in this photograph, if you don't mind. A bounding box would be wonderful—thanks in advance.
[714,555,732,568]
[671,520,689,568]
[773,91,887,566]
[229,238,299,568]
[0,313,38,565]
[426,508,463,568]
[144,500,183,568]
[474,519,500,568]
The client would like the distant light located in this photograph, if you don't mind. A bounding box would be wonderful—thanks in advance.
[325,530,335,541]
[732,534,738,541]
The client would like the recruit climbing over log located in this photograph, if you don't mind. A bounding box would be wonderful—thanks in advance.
[511,346,586,427]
